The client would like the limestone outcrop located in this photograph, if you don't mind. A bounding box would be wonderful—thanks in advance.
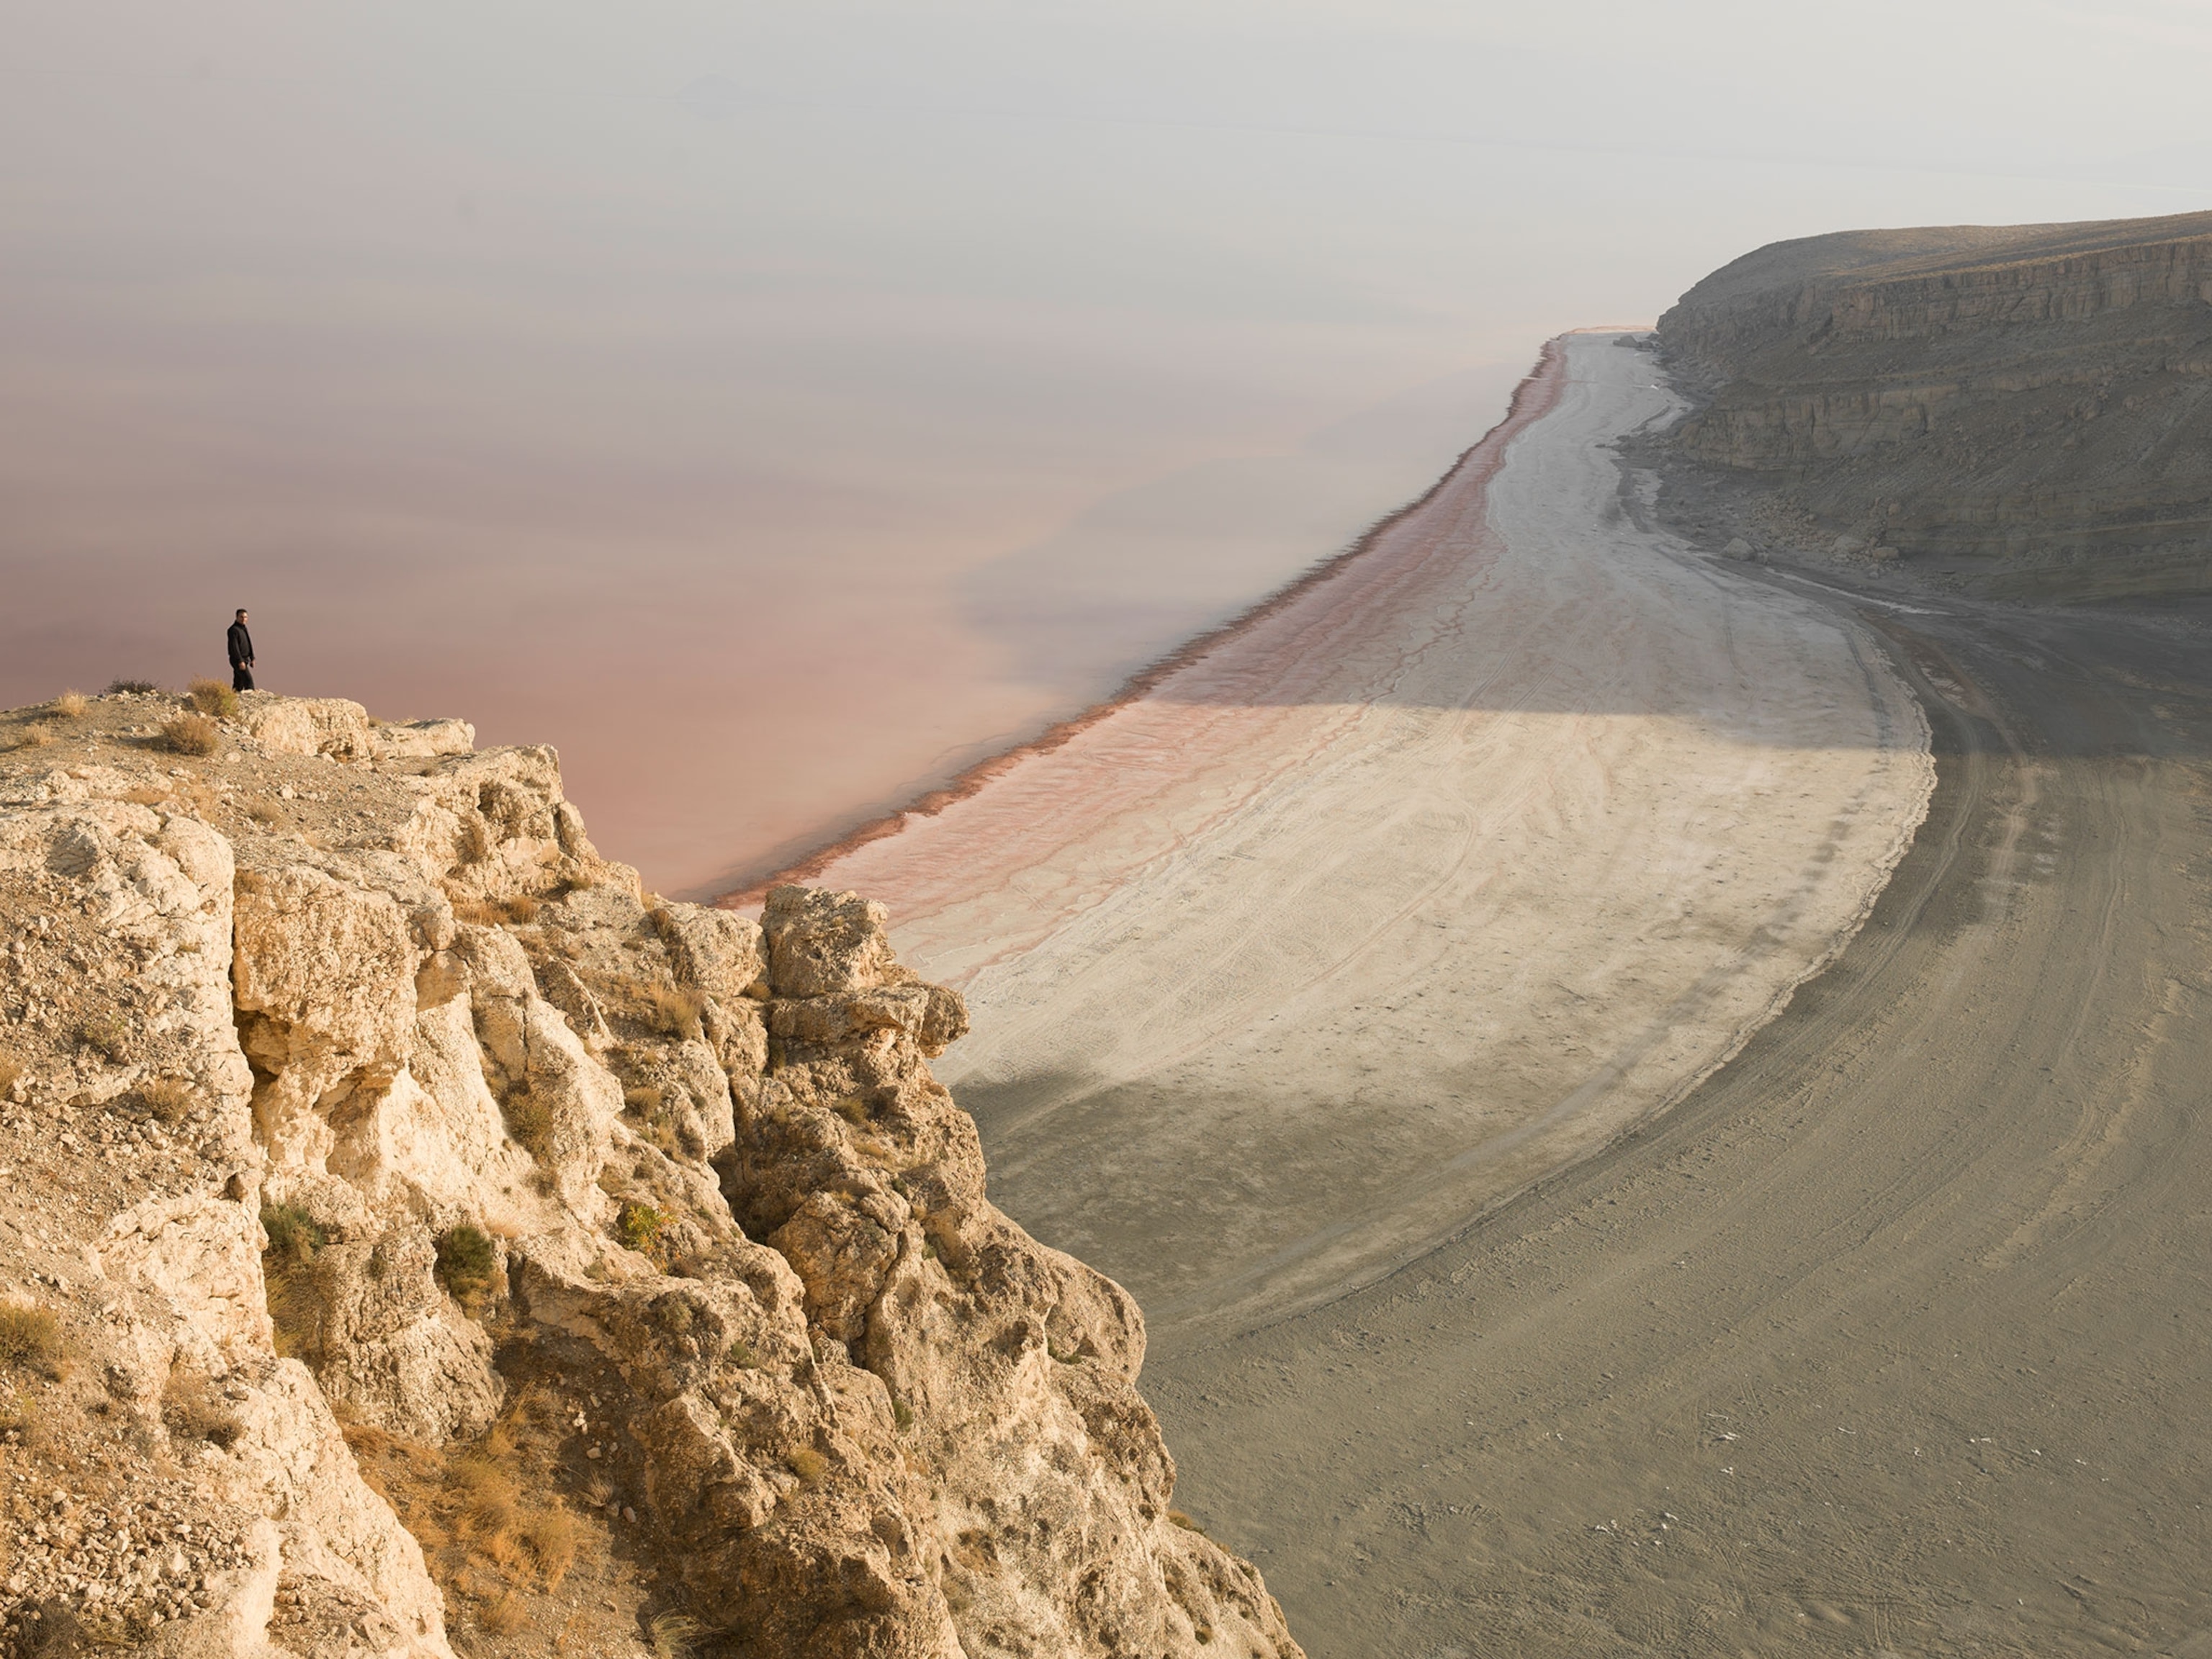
[0,690,1300,1658]
[1654,210,2212,597]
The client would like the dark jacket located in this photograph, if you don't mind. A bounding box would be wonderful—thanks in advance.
[227,621,253,669]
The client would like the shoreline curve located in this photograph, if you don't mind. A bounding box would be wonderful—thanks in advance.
[713,337,1570,909]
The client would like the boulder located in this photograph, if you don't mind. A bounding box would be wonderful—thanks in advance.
[367,718,475,760]
[655,900,770,1002]
[763,884,901,997]
[240,694,374,761]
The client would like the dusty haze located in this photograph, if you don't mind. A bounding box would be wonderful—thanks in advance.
[4,2,2208,891]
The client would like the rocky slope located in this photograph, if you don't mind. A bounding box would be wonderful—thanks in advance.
[0,688,1301,1658]
[1653,210,2212,598]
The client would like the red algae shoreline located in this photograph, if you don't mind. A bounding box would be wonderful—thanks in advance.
[714,335,1570,910]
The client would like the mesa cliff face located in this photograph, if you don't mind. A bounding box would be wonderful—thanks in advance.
[0,691,1301,1658]
[1655,210,2212,596]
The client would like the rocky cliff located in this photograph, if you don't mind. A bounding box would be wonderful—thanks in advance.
[1654,210,2212,597]
[0,689,1301,1658]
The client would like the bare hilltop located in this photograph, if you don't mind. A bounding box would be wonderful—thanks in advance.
[0,688,1299,1658]
[1655,209,2212,598]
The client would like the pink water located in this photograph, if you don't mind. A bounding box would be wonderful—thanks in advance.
[2,11,2186,893]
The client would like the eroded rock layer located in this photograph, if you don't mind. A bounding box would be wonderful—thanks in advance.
[1655,210,2212,597]
[0,690,1299,1659]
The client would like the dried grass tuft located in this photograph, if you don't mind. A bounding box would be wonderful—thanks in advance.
[52,691,88,719]
[79,1013,132,1062]
[478,1594,529,1637]
[186,678,239,719]
[452,893,543,927]
[502,1087,554,1159]
[449,1436,577,1589]
[162,712,220,756]
[436,1224,499,1311]
[516,1505,577,1588]
[260,1202,327,1265]
[138,1075,197,1125]
[161,1367,243,1449]
[648,986,707,1040]
[650,1614,703,1659]
[0,1303,63,1374]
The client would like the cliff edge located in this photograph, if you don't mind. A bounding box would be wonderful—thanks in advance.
[1654,210,2212,598]
[0,688,1301,1658]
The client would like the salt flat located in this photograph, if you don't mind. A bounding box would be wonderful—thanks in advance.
[802,331,1934,1348]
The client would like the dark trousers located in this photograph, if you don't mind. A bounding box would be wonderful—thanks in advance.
[232,665,255,692]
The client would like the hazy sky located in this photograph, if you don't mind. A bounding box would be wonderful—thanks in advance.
[4,2,2208,891]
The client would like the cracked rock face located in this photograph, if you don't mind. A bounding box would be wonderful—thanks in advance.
[0,692,1301,1659]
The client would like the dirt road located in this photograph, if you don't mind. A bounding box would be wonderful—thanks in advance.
[1150,576,2212,1655]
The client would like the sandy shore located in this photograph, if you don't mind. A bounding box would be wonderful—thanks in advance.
[793,331,1935,1346]
[1151,559,2212,1658]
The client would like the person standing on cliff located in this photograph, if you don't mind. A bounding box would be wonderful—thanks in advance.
[227,608,256,692]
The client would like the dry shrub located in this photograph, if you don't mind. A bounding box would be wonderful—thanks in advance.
[14,723,57,750]
[478,1595,529,1637]
[616,1200,665,1258]
[450,1439,575,1590]
[104,678,158,695]
[186,677,238,719]
[138,1076,197,1125]
[162,713,220,756]
[0,1051,20,1099]
[261,1202,327,1265]
[260,1203,329,1361]
[1167,1509,1208,1535]
[0,1303,63,1375]
[349,1393,584,1611]
[787,1447,827,1487]
[623,1084,664,1117]
[516,1506,577,1588]
[650,1614,703,1659]
[648,986,706,1040]
[78,1012,132,1062]
[501,1087,553,1158]
[452,894,541,927]
[451,1449,522,1554]
[161,1368,242,1450]
[436,1224,499,1311]
[52,691,87,719]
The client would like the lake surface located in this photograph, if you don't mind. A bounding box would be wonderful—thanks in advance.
[2,7,2198,894]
